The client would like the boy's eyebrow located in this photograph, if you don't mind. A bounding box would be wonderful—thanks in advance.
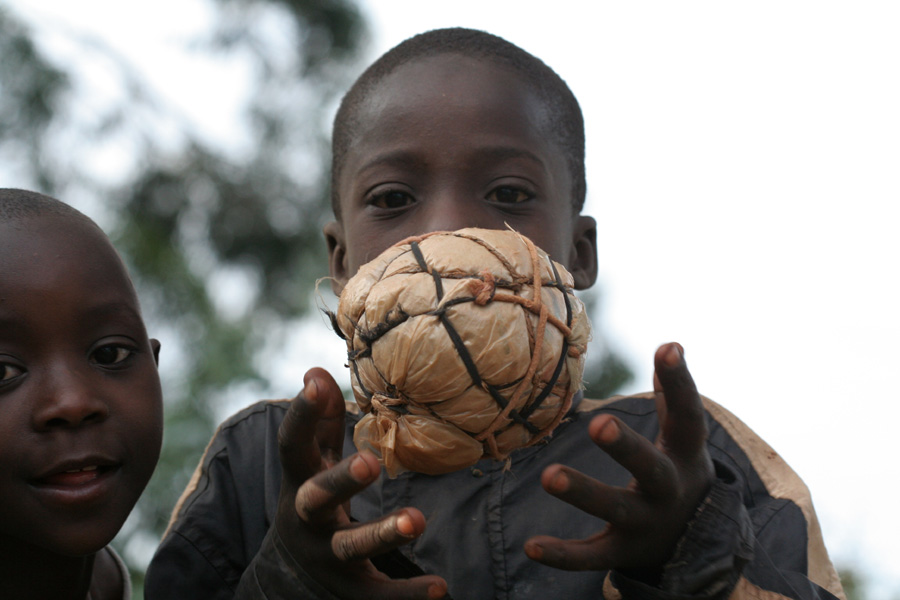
[472,146,549,170]
[358,146,549,174]
[80,300,144,325]
[0,302,143,333]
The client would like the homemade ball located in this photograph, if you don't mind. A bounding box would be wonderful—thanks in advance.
[333,228,591,476]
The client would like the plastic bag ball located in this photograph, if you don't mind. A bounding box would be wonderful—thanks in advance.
[332,228,591,476]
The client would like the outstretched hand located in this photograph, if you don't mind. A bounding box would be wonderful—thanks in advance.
[274,368,448,599]
[524,343,715,575]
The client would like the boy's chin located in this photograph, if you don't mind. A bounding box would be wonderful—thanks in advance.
[1,525,119,562]
[23,507,134,559]
[50,524,123,559]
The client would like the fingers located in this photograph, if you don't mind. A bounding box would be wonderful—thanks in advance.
[541,462,632,523]
[653,342,708,459]
[278,368,346,486]
[368,577,450,600]
[331,509,426,561]
[306,367,346,466]
[273,372,446,599]
[540,413,678,521]
[296,451,381,527]
[529,343,715,574]
[524,534,609,571]
[588,415,677,498]
[278,377,325,487]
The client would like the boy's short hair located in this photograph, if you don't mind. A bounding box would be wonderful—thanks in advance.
[331,27,586,217]
[0,188,93,225]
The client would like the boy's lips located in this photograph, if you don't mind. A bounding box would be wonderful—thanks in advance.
[40,465,107,486]
[31,457,121,504]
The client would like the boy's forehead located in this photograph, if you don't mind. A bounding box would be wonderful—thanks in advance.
[340,54,566,194]
[361,54,548,126]
[0,215,137,302]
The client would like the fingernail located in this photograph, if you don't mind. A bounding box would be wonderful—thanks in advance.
[524,541,543,560]
[303,378,319,403]
[663,343,683,367]
[349,454,372,481]
[428,583,447,599]
[597,418,620,444]
[396,512,415,536]
[550,471,569,493]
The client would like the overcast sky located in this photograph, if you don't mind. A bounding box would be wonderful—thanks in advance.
[353,3,900,596]
[7,1,899,597]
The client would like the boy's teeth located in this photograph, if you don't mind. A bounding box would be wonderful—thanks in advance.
[64,465,98,473]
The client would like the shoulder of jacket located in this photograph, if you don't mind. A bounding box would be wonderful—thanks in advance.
[215,398,291,430]
[698,395,844,597]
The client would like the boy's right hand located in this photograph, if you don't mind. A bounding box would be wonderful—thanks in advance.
[273,367,448,599]
[523,343,715,576]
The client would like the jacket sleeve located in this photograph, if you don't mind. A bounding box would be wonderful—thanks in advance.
[233,527,341,599]
[144,401,289,600]
[606,396,845,600]
[702,397,845,600]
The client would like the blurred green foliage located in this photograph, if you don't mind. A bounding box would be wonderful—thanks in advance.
[1,2,632,595]
[840,565,865,600]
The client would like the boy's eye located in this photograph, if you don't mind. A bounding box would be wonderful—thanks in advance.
[487,186,532,204]
[369,190,415,209]
[91,345,134,367]
[0,363,24,382]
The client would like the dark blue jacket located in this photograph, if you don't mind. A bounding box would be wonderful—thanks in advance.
[145,393,845,599]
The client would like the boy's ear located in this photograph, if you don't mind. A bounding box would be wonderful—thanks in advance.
[569,215,598,290]
[323,220,348,295]
[150,339,161,366]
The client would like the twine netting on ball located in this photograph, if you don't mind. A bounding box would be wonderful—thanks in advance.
[331,227,591,476]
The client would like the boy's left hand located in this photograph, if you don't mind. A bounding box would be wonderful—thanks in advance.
[523,342,715,574]
[271,368,448,599]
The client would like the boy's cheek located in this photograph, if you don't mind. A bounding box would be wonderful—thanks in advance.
[120,366,164,463]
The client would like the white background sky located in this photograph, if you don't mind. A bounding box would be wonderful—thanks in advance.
[356,3,900,597]
[6,1,899,597]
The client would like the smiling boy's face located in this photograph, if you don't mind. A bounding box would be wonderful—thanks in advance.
[0,214,163,558]
[325,53,597,292]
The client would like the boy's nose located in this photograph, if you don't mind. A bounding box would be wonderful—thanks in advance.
[32,366,110,431]
[423,196,496,233]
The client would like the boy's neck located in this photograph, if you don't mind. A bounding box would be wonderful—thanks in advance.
[0,541,103,600]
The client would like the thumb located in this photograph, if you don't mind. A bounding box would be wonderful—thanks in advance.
[306,367,346,466]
